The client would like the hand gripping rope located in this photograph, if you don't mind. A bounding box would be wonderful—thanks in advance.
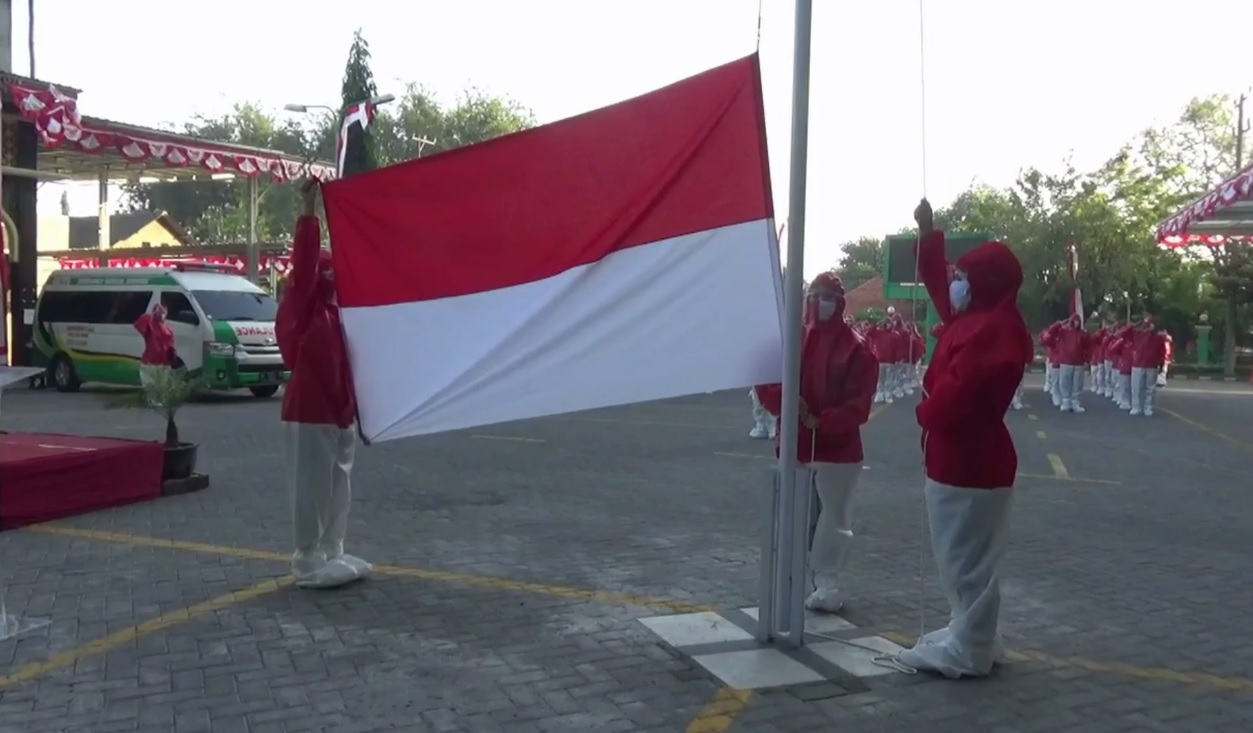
[804,0,931,675]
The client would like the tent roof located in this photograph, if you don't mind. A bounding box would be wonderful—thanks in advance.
[1157,162,1253,247]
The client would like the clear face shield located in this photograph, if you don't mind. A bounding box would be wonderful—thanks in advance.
[806,288,842,322]
[948,268,971,312]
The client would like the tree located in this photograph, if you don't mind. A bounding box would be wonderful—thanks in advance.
[339,29,380,177]
[1137,95,1250,374]
[123,103,311,244]
[122,89,536,245]
[833,236,882,290]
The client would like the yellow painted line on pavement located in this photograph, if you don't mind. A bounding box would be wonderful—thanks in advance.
[714,451,771,460]
[1159,407,1253,452]
[1047,453,1070,478]
[1036,430,1047,440]
[1017,472,1120,485]
[1027,414,1038,421]
[0,577,292,690]
[881,632,1253,694]
[685,687,752,732]
[25,525,289,561]
[25,525,713,614]
[471,434,546,443]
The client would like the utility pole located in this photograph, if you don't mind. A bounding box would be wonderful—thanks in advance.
[1236,93,1248,169]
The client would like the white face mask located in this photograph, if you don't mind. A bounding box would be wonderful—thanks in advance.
[949,278,971,312]
[817,300,838,321]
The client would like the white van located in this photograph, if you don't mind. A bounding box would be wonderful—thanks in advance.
[34,264,288,396]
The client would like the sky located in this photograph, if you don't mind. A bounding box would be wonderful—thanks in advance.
[22,0,1253,277]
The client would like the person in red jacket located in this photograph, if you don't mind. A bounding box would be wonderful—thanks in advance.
[1156,329,1173,387]
[277,181,371,589]
[896,199,1033,679]
[753,272,877,614]
[1088,325,1107,395]
[1128,317,1166,416]
[867,315,897,404]
[1113,328,1135,410]
[1053,314,1089,413]
[1039,321,1063,406]
[134,302,179,397]
[1101,321,1120,399]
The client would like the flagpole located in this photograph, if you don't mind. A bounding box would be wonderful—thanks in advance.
[759,0,814,650]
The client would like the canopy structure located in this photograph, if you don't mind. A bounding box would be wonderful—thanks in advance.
[3,74,335,182]
[1156,161,1253,247]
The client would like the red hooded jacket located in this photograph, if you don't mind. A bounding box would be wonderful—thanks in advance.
[755,273,879,464]
[1040,322,1061,365]
[1088,329,1106,365]
[1044,319,1088,366]
[1129,326,1166,369]
[134,309,176,366]
[276,215,357,428]
[866,323,896,364]
[915,231,1033,489]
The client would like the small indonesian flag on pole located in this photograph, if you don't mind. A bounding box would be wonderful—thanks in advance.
[1067,242,1083,318]
[322,55,783,441]
[335,101,376,178]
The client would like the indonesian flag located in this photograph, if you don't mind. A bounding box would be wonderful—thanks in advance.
[1067,242,1082,318]
[335,101,376,177]
[322,55,783,441]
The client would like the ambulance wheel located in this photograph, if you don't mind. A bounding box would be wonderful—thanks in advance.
[51,353,81,393]
[249,385,279,398]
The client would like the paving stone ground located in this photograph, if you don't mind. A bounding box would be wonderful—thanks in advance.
[0,375,1251,732]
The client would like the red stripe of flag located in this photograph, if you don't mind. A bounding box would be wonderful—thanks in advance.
[322,55,773,308]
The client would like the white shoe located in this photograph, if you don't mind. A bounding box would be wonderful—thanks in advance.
[1071,404,1085,414]
[1129,409,1142,416]
[873,393,885,404]
[1060,402,1071,412]
[884,395,894,404]
[1143,409,1154,417]
[749,426,768,439]
[1011,402,1023,410]
[804,587,844,613]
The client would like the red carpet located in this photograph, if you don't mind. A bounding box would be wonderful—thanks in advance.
[0,432,164,530]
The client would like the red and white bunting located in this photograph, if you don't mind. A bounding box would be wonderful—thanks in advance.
[8,82,335,182]
[1156,162,1253,246]
[57,254,293,275]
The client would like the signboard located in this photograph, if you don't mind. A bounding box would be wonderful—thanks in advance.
[881,232,989,300]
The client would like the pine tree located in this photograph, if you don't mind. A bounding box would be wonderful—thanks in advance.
[339,29,379,177]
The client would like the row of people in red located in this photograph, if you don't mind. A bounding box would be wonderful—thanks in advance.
[858,313,925,404]
[1041,316,1171,416]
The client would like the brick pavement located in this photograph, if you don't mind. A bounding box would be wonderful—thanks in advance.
[0,377,1250,732]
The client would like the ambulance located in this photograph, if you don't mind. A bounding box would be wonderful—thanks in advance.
[33,264,288,396]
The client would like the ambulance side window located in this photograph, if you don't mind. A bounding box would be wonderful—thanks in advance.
[161,292,199,326]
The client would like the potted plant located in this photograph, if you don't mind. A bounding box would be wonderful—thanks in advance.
[107,366,207,492]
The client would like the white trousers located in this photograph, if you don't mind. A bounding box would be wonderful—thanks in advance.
[1044,363,1055,392]
[1116,372,1131,407]
[898,480,1013,678]
[1102,361,1114,396]
[876,364,894,399]
[749,388,773,432]
[282,422,371,588]
[808,462,861,591]
[1057,364,1083,408]
[1130,367,1158,414]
